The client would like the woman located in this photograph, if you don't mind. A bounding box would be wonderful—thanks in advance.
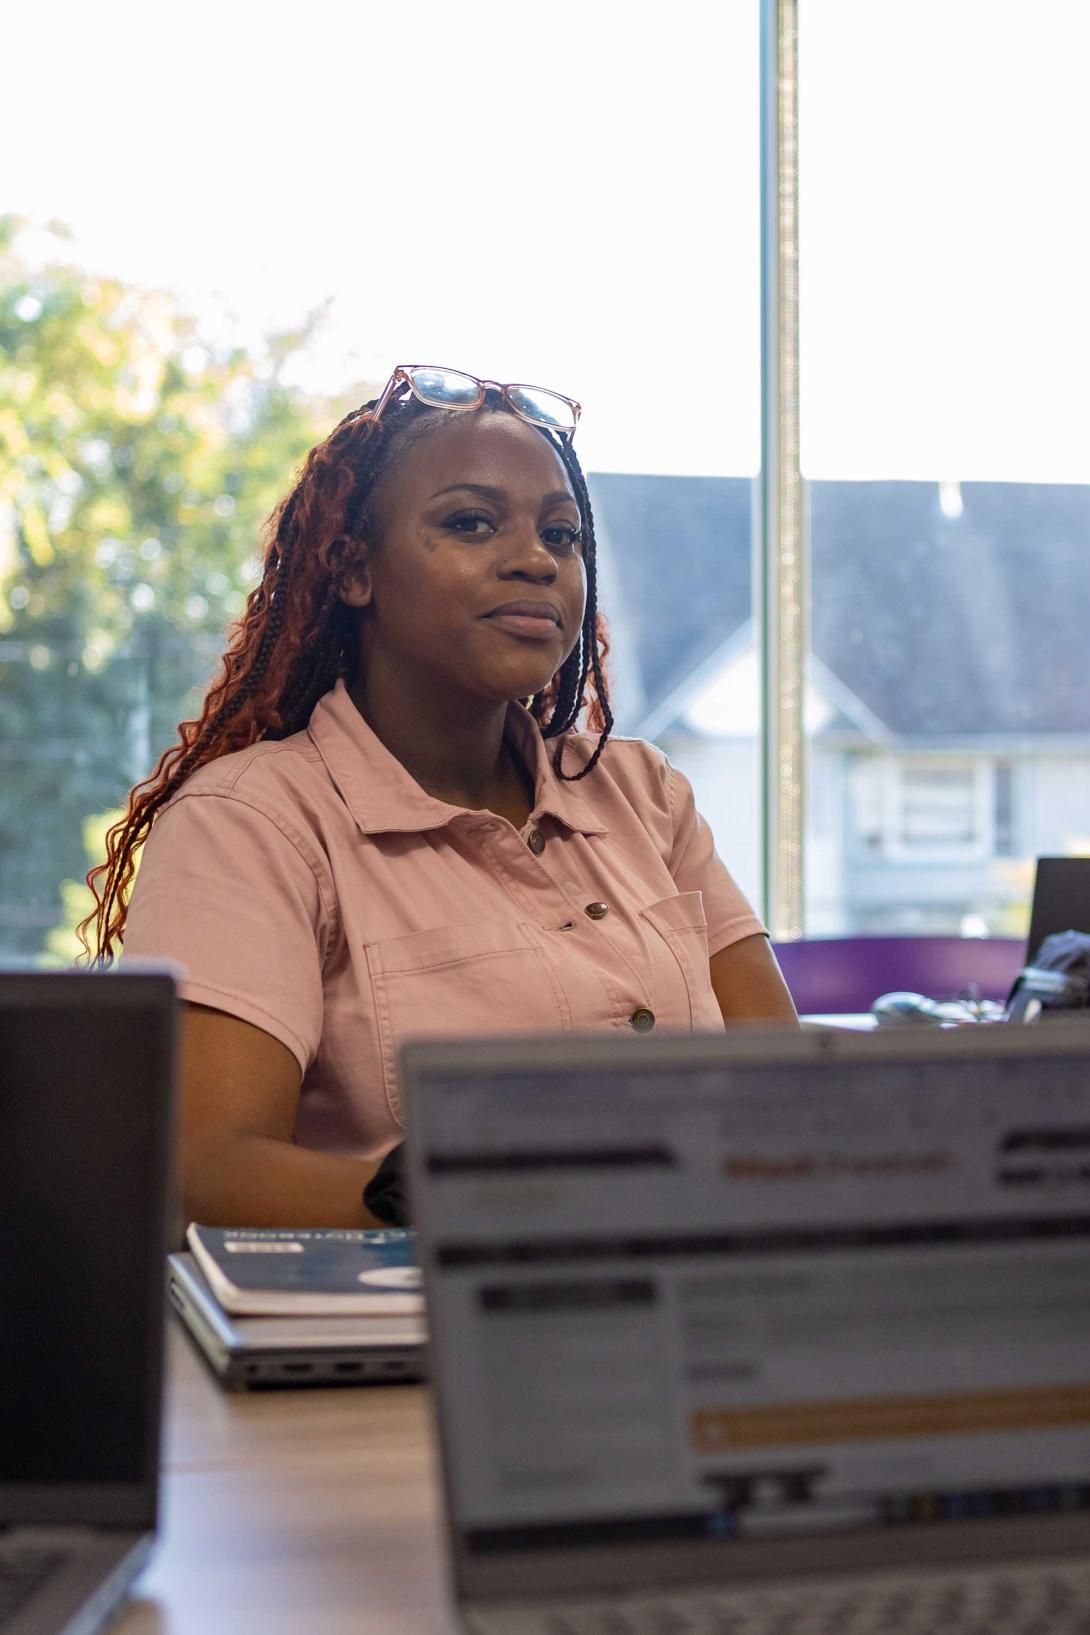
[82,365,796,1227]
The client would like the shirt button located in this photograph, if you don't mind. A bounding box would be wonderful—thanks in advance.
[584,901,610,920]
[527,828,546,855]
[630,1007,656,1032]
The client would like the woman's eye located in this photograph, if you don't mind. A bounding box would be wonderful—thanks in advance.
[542,524,582,552]
[444,510,496,536]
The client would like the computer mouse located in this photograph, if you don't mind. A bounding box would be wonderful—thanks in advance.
[871,991,945,1026]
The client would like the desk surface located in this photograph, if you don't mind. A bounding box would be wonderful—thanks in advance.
[119,1321,457,1634]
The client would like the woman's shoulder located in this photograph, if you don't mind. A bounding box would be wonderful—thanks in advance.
[563,728,672,787]
[170,728,321,804]
[558,730,678,827]
[158,728,335,859]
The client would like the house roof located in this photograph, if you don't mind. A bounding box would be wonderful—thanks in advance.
[586,472,751,729]
[586,474,1090,740]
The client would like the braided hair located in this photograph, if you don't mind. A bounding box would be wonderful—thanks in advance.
[78,388,613,963]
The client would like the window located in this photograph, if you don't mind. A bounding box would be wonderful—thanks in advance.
[800,0,1090,936]
[885,762,992,863]
[1,7,761,961]
[5,4,1088,960]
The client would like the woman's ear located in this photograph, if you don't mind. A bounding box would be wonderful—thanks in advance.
[326,536,373,608]
[337,560,373,609]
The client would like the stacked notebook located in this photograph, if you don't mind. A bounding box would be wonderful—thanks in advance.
[167,1225,426,1388]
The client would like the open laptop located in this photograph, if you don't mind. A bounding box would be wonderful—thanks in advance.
[166,1251,426,1388]
[1026,856,1090,960]
[0,970,176,1635]
[402,1025,1090,1634]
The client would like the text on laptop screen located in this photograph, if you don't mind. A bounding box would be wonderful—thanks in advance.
[0,993,169,1489]
[415,1049,1090,1558]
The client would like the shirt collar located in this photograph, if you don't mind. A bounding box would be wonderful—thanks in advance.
[307,679,607,838]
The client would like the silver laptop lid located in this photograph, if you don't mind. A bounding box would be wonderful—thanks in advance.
[0,970,177,1529]
[403,1025,1090,1604]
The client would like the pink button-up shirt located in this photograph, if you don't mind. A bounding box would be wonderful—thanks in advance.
[124,681,764,1160]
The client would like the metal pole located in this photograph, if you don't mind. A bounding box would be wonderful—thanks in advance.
[758,0,805,938]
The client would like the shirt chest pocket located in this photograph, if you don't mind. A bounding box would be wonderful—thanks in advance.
[364,919,573,1125]
[639,891,723,1029]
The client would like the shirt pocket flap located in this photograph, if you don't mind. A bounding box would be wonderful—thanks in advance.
[364,920,569,1125]
[368,919,538,977]
[639,890,709,940]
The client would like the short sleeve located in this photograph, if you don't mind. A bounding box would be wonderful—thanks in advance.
[667,763,767,955]
[121,791,330,1073]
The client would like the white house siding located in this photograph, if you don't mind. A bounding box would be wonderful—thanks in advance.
[841,748,1090,935]
[655,734,1090,937]
[1023,755,1090,857]
[805,745,847,934]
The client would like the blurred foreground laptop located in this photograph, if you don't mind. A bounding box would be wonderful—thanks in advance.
[0,970,176,1635]
[404,1025,1090,1634]
[166,1252,425,1388]
[1027,855,1090,958]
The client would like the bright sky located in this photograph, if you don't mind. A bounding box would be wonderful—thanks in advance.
[5,0,1089,481]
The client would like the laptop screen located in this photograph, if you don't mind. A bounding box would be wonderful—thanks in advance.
[408,1033,1090,1573]
[1026,855,1090,960]
[0,973,175,1524]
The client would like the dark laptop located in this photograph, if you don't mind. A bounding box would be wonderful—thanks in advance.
[0,970,176,1635]
[1026,856,1090,960]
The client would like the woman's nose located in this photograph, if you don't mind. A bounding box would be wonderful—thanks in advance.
[498,523,558,579]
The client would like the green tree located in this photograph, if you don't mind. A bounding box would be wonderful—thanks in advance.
[0,217,352,958]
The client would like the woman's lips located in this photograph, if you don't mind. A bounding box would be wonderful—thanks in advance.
[483,602,563,641]
[484,611,562,640]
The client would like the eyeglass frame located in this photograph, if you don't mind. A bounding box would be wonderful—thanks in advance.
[362,364,582,444]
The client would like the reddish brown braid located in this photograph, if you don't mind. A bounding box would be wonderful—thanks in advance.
[78,392,612,965]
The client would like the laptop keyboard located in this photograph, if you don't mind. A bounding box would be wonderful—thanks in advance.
[0,1547,67,1628]
[522,1558,1090,1634]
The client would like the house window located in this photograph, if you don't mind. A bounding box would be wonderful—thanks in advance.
[994,762,1015,857]
[884,761,994,861]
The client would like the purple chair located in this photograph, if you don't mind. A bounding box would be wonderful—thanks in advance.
[770,935,1025,1017]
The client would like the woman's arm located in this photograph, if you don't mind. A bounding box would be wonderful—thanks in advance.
[710,933,799,1025]
[179,1003,385,1227]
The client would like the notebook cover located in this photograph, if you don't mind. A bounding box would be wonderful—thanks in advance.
[186,1224,423,1316]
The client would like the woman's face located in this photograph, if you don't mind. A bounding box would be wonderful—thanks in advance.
[345,411,588,709]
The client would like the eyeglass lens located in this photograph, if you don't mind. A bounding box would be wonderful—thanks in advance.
[506,384,576,431]
[407,366,481,407]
